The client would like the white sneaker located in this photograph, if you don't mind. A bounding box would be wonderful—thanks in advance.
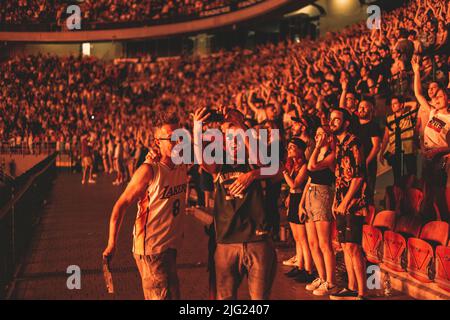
[282,256,297,267]
[313,281,339,296]
[306,277,322,291]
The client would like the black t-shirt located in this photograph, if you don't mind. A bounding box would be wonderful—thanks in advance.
[358,120,382,165]
[349,113,361,134]
[213,163,270,244]
[435,64,449,88]
[395,39,414,68]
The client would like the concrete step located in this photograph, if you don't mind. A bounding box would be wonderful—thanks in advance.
[380,263,450,300]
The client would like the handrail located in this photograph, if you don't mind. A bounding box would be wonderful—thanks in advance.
[0,151,57,299]
[0,153,56,220]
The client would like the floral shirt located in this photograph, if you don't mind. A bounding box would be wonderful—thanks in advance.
[334,133,368,216]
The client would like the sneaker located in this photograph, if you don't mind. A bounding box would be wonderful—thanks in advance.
[294,271,314,283]
[88,179,96,184]
[329,288,358,300]
[284,267,302,278]
[81,180,86,185]
[305,272,316,283]
[306,278,322,291]
[313,281,339,296]
[282,256,297,267]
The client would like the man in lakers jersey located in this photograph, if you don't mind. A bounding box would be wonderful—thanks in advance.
[103,115,187,300]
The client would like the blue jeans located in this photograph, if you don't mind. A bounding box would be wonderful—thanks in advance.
[214,240,277,300]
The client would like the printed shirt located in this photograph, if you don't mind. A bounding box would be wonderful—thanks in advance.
[133,162,188,255]
[334,133,368,216]
[424,109,450,150]
[385,109,417,155]
[213,164,270,244]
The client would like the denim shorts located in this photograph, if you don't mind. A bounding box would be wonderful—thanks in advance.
[336,214,365,245]
[305,185,334,222]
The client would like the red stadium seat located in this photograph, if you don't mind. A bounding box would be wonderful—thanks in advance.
[407,221,449,283]
[435,240,450,292]
[362,210,396,264]
[383,216,422,272]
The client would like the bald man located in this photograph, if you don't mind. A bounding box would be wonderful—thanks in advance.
[103,116,188,300]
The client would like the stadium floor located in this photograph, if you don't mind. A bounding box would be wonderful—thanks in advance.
[9,171,411,300]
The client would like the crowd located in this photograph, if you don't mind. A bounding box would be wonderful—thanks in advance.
[0,0,449,300]
[0,0,241,27]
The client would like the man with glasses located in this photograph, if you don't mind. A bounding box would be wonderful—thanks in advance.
[103,115,188,300]
[339,77,360,133]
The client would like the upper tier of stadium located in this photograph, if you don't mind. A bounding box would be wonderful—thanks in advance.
[0,0,309,42]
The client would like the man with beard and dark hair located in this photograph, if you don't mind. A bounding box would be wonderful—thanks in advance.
[192,107,279,300]
[339,77,361,133]
[357,99,382,204]
[328,108,368,300]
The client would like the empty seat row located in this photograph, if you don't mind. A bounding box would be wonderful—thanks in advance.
[362,210,450,292]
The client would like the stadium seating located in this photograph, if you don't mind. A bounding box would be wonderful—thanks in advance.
[362,210,396,264]
[435,240,450,292]
[383,215,422,272]
[407,221,449,283]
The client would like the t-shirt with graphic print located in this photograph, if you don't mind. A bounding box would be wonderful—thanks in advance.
[213,163,270,244]
[424,109,450,150]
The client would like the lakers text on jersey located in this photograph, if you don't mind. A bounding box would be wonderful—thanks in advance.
[133,163,188,255]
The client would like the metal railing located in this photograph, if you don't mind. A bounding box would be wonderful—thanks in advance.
[0,153,57,299]
[0,141,57,156]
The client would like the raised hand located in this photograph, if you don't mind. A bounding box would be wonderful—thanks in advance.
[193,107,210,122]
[411,55,420,73]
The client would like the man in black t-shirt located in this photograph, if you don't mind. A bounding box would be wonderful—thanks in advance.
[193,107,278,300]
[357,100,382,205]
[395,28,415,71]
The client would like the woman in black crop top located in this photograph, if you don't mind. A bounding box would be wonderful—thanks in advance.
[282,138,314,282]
[299,127,338,295]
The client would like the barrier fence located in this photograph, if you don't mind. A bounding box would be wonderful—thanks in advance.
[0,153,57,299]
